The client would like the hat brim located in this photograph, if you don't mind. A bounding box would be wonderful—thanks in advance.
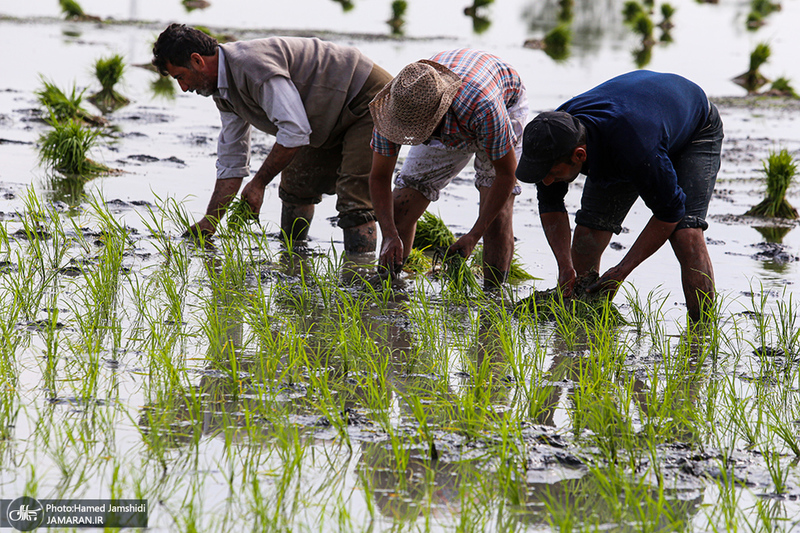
[369,60,461,146]
[515,154,553,184]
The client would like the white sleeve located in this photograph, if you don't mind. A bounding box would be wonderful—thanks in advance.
[260,76,312,148]
[216,111,251,179]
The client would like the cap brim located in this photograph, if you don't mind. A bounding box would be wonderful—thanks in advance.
[515,154,552,184]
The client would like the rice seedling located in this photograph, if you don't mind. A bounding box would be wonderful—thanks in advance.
[413,210,454,251]
[745,148,798,219]
[35,78,105,126]
[733,42,771,93]
[660,3,676,23]
[38,118,114,178]
[223,197,259,234]
[149,74,177,100]
[4,186,800,532]
[767,76,799,98]
[623,0,646,23]
[89,54,131,114]
[558,0,574,22]
[543,25,572,62]
[331,0,355,12]
[387,0,407,35]
[59,0,84,19]
[747,0,781,28]
[632,12,655,44]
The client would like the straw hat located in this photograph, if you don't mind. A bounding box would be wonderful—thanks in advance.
[369,59,462,145]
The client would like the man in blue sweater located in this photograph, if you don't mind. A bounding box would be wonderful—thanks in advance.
[516,71,723,322]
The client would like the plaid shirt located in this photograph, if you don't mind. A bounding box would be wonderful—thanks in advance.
[371,49,523,160]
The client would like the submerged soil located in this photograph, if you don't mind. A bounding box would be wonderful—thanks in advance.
[2,10,800,532]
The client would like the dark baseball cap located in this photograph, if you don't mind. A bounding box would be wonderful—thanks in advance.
[516,111,584,184]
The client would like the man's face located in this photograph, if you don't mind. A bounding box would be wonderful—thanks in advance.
[165,59,215,97]
[540,158,582,186]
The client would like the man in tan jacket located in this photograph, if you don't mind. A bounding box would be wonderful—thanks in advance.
[152,24,392,253]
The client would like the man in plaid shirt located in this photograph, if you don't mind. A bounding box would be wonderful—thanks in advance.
[369,49,528,288]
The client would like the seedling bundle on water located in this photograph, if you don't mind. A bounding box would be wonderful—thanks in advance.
[35,78,104,126]
[746,148,798,219]
[410,211,533,282]
[38,119,113,178]
[89,55,131,114]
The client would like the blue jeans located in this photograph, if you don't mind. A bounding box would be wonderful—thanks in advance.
[575,103,724,233]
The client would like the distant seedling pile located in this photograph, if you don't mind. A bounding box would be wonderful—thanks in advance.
[746,148,799,219]
[35,52,133,181]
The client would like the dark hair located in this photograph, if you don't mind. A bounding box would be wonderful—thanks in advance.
[152,23,218,76]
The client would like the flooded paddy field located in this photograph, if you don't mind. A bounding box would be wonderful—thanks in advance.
[1,0,800,531]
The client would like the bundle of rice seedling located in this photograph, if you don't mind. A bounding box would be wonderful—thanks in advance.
[35,78,105,126]
[543,25,571,61]
[516,271,623,323]
[623,1,645,23]
[225,197,259,232]
[470,246,537,283]
[733,42,771,93]
[767,77,799,98]
[89,55,131,113]
[402,248,432,274]
[38,118,112,177]
[745,148,799,219]
[413,211,455,251]
[59,0,84,18]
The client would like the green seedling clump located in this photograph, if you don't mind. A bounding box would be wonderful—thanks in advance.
[35,78,105,126]
[403,248,432,274]
[659,3,676,29]
[59,0,84,18]
[632,12,655,42]
[225,197,259,232]
[58,0,100,21]
[388,0,407,34]
[734,42,771,93]
[413,211,455,251]
[470,247,535,283]
[623,1,646,23]
[768,77,799,98]
[89,55,131,114]
[516,270,623,323]
[746,148,799,219]
[38,119,112,177]
[543,25,572,61]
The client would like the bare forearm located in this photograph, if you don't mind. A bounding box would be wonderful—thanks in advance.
[540,211,573,273]
[205,178,244,223]
[616,216,678,276]
[369,153,400,238]
[251,143,301,189]
[468,152,517,239]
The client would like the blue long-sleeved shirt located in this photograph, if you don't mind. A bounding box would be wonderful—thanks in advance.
[536,70,710,223]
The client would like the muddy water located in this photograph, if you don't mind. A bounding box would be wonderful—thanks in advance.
[1,1,800,531]
[1,16,798,324]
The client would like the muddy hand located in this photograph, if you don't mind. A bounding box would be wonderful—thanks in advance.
[447,233,478,261]
[379,235,405,277]
[586,267,624,297]
[182,218,215,239]
[558,267,576,297]
[240,182,264,218]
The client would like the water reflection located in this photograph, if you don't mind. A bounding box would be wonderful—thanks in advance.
[387,0,407,35]
[357,443,463,524]
[149,74,177,100]
[331,0,355,12]
[39,173,87,210]
[182,0,211,12]
[464,0,494,34]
